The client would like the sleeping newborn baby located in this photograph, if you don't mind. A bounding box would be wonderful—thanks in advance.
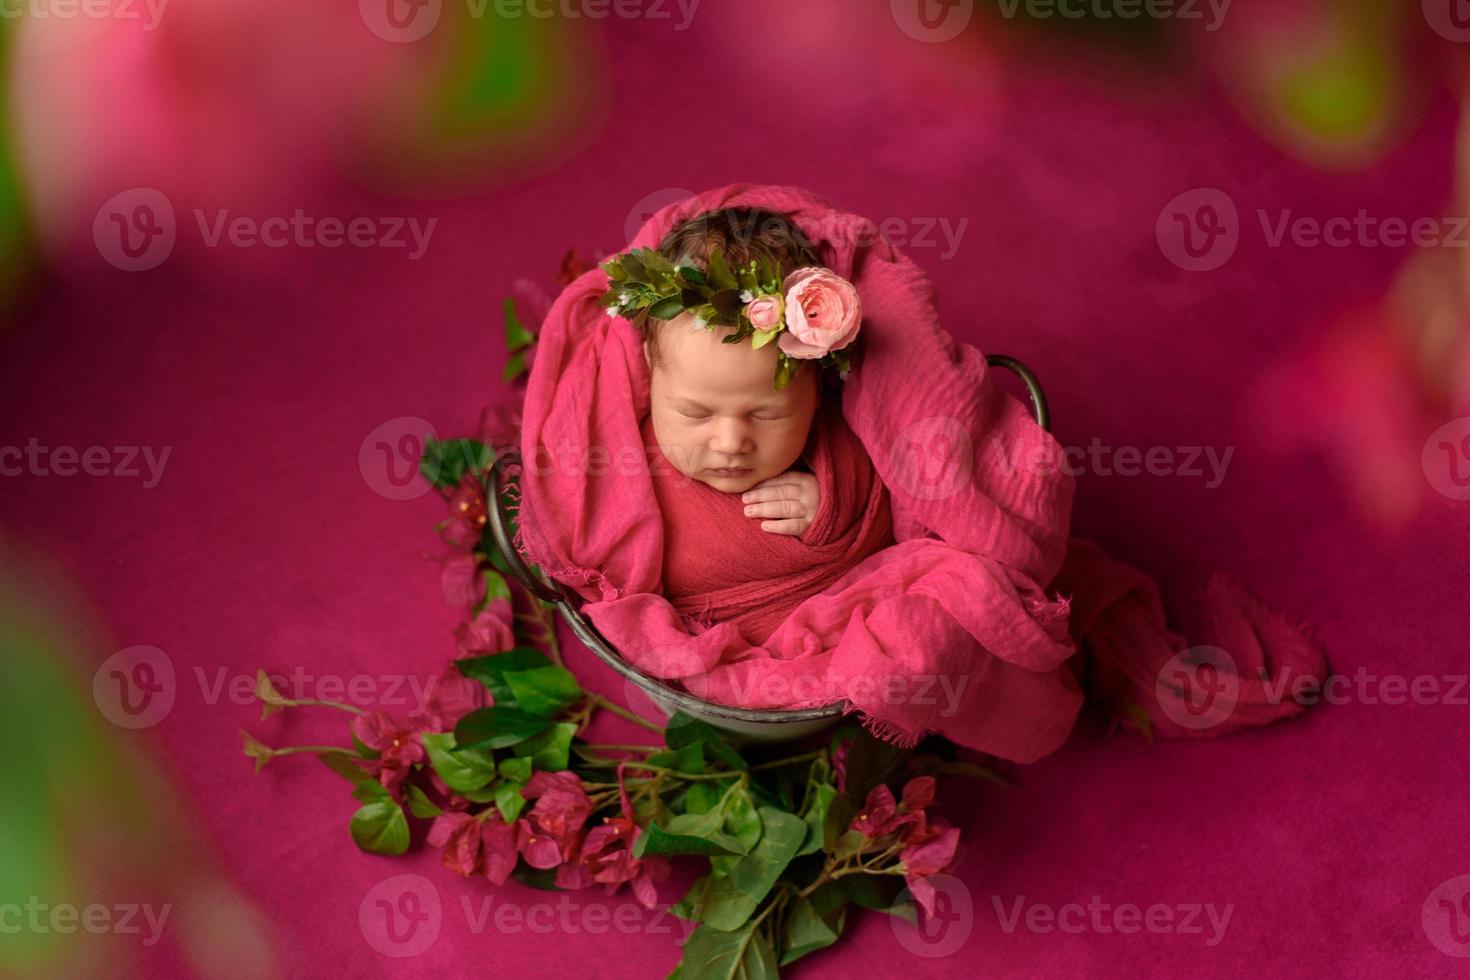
[603,206,895,641]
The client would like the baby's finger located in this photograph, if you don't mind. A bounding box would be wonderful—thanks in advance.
[744,499,804,519]
[759,518,810,536]
[741,483,802,504]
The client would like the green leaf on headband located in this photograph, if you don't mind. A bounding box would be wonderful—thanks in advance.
[678,265,706,286]
[680,288,707,309]
[751,328,779,350]
[706,248,738,291]
[709,288,743,319]
[602,259,626,281]
[640,248,674,276]
[619,252,647,281]
[504,298,535,351]
[648,295,685,321]
[773,355,799,391]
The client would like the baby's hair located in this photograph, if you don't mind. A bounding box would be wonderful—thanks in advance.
[643,207,822,370]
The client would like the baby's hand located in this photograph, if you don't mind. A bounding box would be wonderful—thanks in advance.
[741,472,820,537]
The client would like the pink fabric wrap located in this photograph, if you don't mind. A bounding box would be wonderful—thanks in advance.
[644,400,896,645]
[518,183,1328,760]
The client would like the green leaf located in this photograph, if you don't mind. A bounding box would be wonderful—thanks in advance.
[503,665,582,718]
[645,741,704,775]
[840,731,910,800]
[635,807,746,859]
[705,248,738,291]
[420,438,494,490]
[723,786,763,852]
[353,779,392,804]
[502,351,527,383]
[498,756,533,783]
[647,295,685,321]
[511,722,576,771]
[840,873,915,922]
[772,354,800,392]
[822,791,860,853]
[779,888,847,966]
[665,713,747,771]
[349,801,410,856]
[797,782,837,857]
[504,298,535,351]
[495,780,527,823]
[317,751,373,786]
[620,252,647,281]
[708,288,743,319]
[679,922,778,980]
[640,248,675,277]
[601,259,626,281]
[477,568,513,607]
[690,809,806,931]
[421,732,497,794]
[406,783,443,819]
[678,265,706,286]
[511,865,564,892]
[681,780,725,815]
[750,327,780,350]
[455,647,554,704]
[454,706,555,752]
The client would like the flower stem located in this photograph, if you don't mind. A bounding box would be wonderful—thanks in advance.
[584,692,665,733]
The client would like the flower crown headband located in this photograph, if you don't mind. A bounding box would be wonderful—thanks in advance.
[598,245,861,391]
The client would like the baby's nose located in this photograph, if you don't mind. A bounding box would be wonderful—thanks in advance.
[709,418,752,454]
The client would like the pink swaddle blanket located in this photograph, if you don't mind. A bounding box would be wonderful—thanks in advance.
[518,183,1327,760]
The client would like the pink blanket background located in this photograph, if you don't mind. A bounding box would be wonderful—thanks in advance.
[1,12,1466,980]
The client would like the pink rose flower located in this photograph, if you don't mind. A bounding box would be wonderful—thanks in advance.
[745,293,785,331]
[777,267,862,359]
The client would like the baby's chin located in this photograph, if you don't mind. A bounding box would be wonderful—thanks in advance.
[692,469,762,493]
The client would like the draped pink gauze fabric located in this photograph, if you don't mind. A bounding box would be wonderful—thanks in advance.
[518,183,1326,759]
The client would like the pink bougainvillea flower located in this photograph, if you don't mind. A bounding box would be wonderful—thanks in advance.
[571,763,669,907]
[831,740,850,793]
[442,474,488,551]
[411,669,488,733]
[851,784,900,837]
[352,710,427,797]
[441,555,484,609]
[518,771,592,868]
[428,811,482,878]
[454,597,516,658]
[482,812,522,886]
[899,822,960,918]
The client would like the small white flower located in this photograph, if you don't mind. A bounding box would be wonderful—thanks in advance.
[692,317,708,330]
[618,291,631,303]
[605,306,618,318]
[739,290,754,303]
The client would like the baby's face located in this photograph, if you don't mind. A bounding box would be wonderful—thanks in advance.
[646,313,819,493]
